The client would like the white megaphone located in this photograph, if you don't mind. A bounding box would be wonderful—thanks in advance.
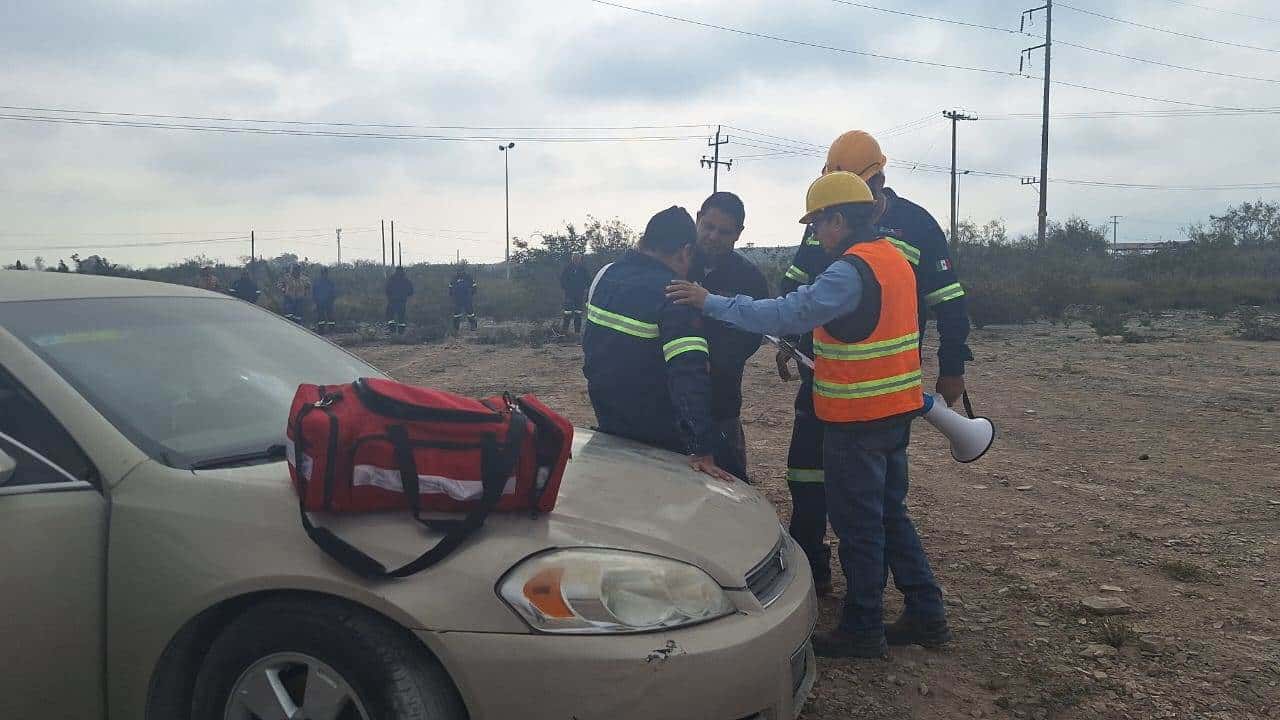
[922,393,995,463]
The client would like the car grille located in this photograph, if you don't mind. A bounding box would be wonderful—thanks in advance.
[745,535,790,607]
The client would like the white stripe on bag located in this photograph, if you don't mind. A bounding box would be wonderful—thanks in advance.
[352,465,518,501]
[285,439,313,481]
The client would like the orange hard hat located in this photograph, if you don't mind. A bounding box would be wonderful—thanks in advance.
[823,130,887,180]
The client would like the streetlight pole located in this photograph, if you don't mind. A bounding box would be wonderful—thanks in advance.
[499,142,515,279]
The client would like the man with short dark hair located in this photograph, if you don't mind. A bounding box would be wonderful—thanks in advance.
[694,191,770,482]
[583,206,736,482]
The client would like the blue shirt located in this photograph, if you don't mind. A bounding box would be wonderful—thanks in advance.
[703,259,864,336]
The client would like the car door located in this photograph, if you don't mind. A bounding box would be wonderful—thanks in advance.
[0,370,107,720]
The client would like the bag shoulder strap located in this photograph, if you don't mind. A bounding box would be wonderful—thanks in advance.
[298,409,527,580]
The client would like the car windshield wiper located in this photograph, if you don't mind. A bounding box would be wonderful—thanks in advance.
[189,444,287,471]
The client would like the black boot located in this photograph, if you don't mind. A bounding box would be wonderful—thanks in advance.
[884,612,952,648]
[812,629,888,659]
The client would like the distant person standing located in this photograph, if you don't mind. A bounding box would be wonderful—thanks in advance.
[313,267,338,335]
[278,264,311,324]
[560,253,591,334]
[195,266,221,292]
[230,268,260,303]
[449,266,479,332]
[385,266,414,335]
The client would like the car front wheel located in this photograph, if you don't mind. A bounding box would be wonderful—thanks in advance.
[191,597,466,720]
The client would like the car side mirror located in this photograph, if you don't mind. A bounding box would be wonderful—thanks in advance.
[0,448,15,487]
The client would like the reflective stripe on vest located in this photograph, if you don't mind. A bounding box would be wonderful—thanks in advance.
[784,264,811,284]
[886,238,921,266]
[812,238,924,423]
[786,468,824,484]
[925,282,965,307]
[586,303,659,339]
[813,369,923,400]
[662,336,709,362]
[813,331,918,361]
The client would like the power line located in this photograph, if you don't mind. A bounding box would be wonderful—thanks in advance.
[0,112,707,143]
[590,0,1019,77]
[825,0,1280,83]
[827,0,1025,35]
[1139,0,1280,24]
[592,1,1278,112]
[0,105,712,133]
[1056,39,1280,83]
[1058,2,1280,53]
[979,107,1280,118]
[0,235,248,252]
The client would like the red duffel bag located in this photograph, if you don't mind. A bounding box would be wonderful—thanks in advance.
[287,377,573,579]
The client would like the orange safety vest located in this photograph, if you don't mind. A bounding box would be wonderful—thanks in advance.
[812,238,924,423]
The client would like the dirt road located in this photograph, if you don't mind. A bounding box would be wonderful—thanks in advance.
[353,314,1279,719]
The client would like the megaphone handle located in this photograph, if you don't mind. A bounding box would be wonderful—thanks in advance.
[961,391,976,419]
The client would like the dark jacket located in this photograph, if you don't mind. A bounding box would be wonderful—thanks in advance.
[879,187,973,376]
[560,263,592,301]
[783,189,973,377]
[692,249,770,420]
[385,273,414,304]
[312,276,336,306]
[229,276,260,302]
[449,274,477,304]
[582,250,715,456]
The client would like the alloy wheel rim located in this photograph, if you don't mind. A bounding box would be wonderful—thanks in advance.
[224,651,371,720]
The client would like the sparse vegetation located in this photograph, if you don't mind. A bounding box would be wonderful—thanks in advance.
[1159,559,1211,583]
[1098,619,1136,649]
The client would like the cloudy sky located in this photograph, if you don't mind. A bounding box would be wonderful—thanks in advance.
[2,0,1278,269]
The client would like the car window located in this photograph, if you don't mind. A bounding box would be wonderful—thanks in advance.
[0,296,385,470]
[0,433,82,489]
[0,369,97,484]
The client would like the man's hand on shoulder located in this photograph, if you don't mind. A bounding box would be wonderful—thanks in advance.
[666,280,709,310]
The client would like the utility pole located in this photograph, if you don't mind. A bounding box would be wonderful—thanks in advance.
[1021,0,1052,246]
[499,142,516,279]
[399,242,403,267]
[944,110,977,253]
[700,125,732,192]
[390,221,396,267]
[250,230,255,267]
[1110,215,1122,248]
[381,220,386,273]
[336,228,342,265]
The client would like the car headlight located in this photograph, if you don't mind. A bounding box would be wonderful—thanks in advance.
[498,548,736,634]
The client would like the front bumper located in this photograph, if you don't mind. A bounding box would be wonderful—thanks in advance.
[420,539,818,720]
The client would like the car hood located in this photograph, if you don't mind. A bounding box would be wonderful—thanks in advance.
[190,429,783,588]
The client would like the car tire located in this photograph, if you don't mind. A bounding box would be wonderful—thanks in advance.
[191,597,467,720]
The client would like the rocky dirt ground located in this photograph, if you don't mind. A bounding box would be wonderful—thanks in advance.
[351,313,1279,720]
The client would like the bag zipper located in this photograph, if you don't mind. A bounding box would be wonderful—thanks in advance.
[354,378,501,423]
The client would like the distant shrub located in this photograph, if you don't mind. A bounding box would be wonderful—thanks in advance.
[1236,307,1280,341]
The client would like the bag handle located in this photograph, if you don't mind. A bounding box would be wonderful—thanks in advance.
[297,409,527,580]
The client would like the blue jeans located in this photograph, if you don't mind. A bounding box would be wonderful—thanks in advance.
[823,420,944,635]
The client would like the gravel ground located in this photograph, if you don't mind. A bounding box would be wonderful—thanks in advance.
[351,312,1279,719]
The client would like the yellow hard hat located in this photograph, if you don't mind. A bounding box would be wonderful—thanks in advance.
[800,171,875,224]
[823,130,887,180]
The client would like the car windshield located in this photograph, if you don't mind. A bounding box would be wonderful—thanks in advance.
[0,296,384,469]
